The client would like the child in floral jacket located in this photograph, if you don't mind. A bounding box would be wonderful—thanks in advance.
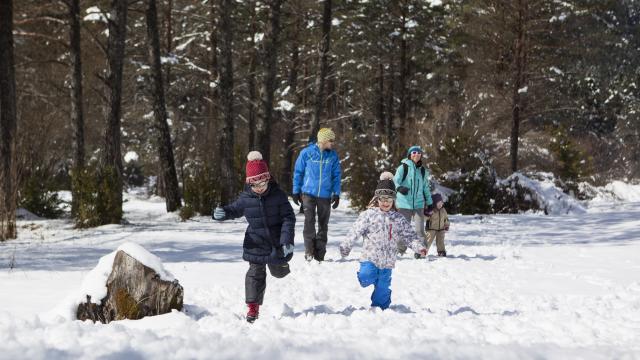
[339,172,426,310]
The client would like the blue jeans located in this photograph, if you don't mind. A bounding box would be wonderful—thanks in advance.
[357,261,392,310]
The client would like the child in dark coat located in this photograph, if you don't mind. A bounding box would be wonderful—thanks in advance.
[213,151,295,323]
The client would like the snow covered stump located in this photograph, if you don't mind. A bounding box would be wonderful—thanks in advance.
[75,243,183,324]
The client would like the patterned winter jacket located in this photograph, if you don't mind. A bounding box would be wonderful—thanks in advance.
[340,208,426,269]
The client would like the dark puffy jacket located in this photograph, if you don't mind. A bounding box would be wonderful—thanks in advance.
[218,182,295,264]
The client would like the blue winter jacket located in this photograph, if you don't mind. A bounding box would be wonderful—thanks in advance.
[393,158,433,210]
[292,143,341,199]
[218,182,295,264]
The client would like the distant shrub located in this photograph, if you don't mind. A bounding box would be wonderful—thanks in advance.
[18,170,65,219]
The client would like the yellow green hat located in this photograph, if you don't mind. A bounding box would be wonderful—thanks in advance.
[317,128,336,143]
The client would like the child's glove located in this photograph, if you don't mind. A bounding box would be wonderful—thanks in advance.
[213,206,226,220]
[420,249,427,257]
[276,244,293,258]
[424,206,434,217]
[444,224,450,231]
[397,186,410,195]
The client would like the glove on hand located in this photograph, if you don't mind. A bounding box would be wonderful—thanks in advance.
[213,206,226,220]
[444,224,450,231]
[292,193,301,206]
[420,249,427,257]
[331,195,340,209]
[397,186,410,195]
[424,206,434,217]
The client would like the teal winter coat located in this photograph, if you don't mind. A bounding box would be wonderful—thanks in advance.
[393,158,433,210]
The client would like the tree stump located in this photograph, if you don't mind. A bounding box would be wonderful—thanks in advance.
[77,250,183,323]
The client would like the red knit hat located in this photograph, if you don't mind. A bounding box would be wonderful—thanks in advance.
[245,151,271,184]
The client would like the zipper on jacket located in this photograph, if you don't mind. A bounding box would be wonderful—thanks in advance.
[413,163,417,209]
[318,150,324,197]
[258,196,274,246]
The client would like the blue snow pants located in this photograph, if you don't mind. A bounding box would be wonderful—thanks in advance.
[357,261,392,310]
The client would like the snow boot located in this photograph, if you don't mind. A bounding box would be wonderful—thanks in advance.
[246,303,260,323]
[437,251,447,257]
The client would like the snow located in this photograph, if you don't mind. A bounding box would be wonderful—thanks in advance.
[518,86,528,94]
[275,100,295,112]
[124,151,139,163]
[83,6,108,23]
[1,189,640,359]
[589,181,640,204]
[405,20,418,28]
[501,172,586,214]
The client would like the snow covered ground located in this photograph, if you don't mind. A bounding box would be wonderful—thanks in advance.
[1,190,640,359]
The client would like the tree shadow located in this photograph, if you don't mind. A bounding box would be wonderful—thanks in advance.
[440,254,498,261]
[183,304,212,321]
[281,304,367,318]
[448,306,520,317]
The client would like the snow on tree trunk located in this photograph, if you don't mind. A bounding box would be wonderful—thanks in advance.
[77,250,183,323]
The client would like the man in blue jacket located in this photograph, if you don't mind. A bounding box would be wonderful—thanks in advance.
[292,128,342,262]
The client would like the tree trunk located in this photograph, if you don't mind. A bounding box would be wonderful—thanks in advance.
[256,0,284,164]
[164,0,173,85]
[398,11,408,145]
[102,0,128,224]
[375,61,386,144]
[69,0,85,170]
[310,0,332,138]
[0,0,18,240]
[511,0,528,173]
[217,0,236,204]
[247,0,258,151]
[146,0,182,212]
[68,0,85,218]
[208,0,220,168]
[280,23,301,194]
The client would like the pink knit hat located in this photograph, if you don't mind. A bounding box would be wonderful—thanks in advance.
[245,151,271,184]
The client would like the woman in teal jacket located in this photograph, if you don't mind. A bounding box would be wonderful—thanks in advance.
[393,145,433,257]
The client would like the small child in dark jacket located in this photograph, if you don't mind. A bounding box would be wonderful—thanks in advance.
[213,151,295,323]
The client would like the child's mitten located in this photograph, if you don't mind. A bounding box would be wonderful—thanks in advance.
[213,206,226,220]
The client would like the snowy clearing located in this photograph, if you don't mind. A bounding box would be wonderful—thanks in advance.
[1,191,640,359]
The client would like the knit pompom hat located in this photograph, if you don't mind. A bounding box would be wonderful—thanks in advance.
[407,145,423,157]
[374,171,396,197]
[245,151,271,184]
[317,128,336,143]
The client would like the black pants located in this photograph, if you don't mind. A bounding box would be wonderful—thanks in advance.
[245,262,290,305]
[302,195,331,261]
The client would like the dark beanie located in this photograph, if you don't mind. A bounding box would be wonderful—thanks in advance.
[432,193,443,204]
[375,172,396,197]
